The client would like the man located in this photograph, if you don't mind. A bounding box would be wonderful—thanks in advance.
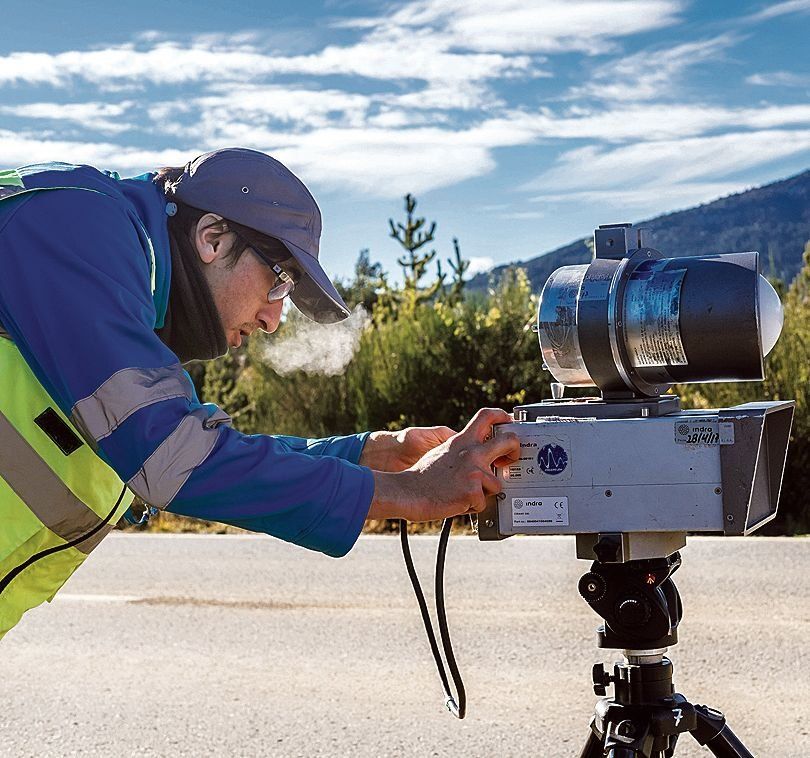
[0,148,519,638]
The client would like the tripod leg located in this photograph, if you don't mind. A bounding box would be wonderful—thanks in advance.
[578,729,605,758]
[691,705,754,758]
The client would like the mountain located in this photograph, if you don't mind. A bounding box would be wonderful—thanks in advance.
[468,169,810,293]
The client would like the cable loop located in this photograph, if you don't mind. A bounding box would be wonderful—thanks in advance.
[400,517,466,719]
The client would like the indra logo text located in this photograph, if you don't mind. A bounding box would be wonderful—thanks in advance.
[538,444,568,475]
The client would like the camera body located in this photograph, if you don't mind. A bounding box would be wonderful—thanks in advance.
[477,397,793,558]
[476,223,794,560]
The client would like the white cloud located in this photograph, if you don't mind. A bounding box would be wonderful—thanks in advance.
[273,126,499,196]
[0,38,532,91]
[385,0,683,54]
[176,111,542,196]
[0,1,707,205]
[0,2,804,216]
[148,82,496,145]
[2,68,808,203]
[0,122,507,197]
[382,80,506,112]
[509,103,810,142]
[274,30,534,83]
[568,34,739,101]
[152,85,373,132]
[5,96,808,202]
[466,256,494,275]
[0,101,135,134]
[366,109,450,128]
[0,1,685,97]
[525,129,810,210]
[149,89,810,150]
[0,131,191,173]
[747,71,810,87]
[745,0,810,22]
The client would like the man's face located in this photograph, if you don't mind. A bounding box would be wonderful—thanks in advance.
[194,214,292,349]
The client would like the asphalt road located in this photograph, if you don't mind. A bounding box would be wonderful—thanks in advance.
[1,534,808,757]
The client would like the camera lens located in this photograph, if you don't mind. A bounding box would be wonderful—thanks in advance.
[536,243,783,398]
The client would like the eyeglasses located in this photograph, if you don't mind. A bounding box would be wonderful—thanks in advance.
[249,246,297,303]
[266,262,296,303]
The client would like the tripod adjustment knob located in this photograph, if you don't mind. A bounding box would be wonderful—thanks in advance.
[579,572,607,603]
[617,596,652,626]
[592,663,612,696]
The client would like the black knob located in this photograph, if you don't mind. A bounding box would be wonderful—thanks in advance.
[616,596,651,626]
[579,572,607,602]
[592,663,611,696]
[617,720,636,738]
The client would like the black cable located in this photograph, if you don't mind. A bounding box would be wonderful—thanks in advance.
[0,484,128,596]
[434,518,466,716]
[400,517,466,719]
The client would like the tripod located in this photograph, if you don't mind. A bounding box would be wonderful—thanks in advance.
[576,548,754,757]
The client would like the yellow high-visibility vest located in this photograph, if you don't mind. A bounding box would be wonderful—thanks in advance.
[0,178,143,638]
[0,336,133,638]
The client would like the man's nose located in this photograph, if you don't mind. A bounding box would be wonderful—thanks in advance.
[257,299,285,333]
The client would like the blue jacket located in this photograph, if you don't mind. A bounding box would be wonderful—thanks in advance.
[0,163,374,557]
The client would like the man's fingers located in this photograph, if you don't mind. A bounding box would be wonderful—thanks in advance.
[481,432,520,464]
[464,486,485,514]
[461,407,514,441]
[481,470,502,496]
[432,425,457,442]
[492,454,516,469]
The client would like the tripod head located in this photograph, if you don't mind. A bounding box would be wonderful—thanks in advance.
[572,537,757,757]
[579,542,683,651]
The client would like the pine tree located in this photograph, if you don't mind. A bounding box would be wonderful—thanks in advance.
[444,237,469,304]
[388,193,445,313]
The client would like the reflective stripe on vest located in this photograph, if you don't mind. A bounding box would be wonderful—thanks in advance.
[0,338,132,639]
[0,411,113,553]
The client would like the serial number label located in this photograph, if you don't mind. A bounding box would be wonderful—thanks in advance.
[512,497,569,527]
[674,420,735,446]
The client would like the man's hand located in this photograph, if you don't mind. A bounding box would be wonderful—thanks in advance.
[359,426,456,472]
[367,408,519,522]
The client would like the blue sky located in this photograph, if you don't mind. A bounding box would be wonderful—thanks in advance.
[2,0,809,283]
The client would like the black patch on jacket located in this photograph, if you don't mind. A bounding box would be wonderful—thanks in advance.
[34,408,83,456]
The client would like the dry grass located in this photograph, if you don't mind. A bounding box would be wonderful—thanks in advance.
[117,511,244,534]
[118,513,474,535]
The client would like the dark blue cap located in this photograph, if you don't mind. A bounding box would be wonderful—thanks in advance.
[169,147,350,323]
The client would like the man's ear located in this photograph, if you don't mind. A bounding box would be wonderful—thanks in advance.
[194,213,228,264]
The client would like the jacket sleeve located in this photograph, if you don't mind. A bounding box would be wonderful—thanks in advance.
[271,432,370,464]
[0,188,373,558]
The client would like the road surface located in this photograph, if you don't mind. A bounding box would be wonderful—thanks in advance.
[1,534,808,757]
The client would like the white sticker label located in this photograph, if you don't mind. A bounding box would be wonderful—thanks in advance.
[506,464,523,480]
[674,420,735,445]
[624,267,688,368]
[512,497,569,527]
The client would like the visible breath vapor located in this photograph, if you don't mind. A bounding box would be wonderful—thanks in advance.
[261,305,370,376]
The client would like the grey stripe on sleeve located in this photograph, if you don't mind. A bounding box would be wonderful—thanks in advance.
[71,364,193,444]
[127,406,231,510]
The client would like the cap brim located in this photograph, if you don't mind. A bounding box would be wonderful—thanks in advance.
[281,240,351,324]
